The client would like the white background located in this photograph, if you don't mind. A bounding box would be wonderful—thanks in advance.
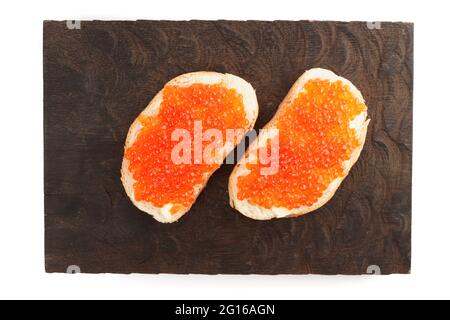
[0,0,448,300]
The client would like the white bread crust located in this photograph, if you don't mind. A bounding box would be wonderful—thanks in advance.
[229,68,369,220]
[122,72,258,223]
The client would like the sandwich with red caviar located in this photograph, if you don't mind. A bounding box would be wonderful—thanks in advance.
[229,68,369,220]
[122,72,258,223]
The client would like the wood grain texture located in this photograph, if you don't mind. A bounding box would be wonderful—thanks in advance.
[44,20,413,274]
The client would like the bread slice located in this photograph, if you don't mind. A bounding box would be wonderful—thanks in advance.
[122,72,258,223]
[229,68,369,220]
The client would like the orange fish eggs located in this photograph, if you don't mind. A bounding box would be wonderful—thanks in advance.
[237,79,366,209]
[125,84,248,209]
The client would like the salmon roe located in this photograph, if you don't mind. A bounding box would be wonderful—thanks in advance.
[237,79,366,209]
[125,83,248,212]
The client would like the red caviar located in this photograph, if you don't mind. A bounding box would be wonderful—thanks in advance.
[237,79,366,209]
[125,84,248,211]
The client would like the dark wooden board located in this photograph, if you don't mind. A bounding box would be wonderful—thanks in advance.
[44,20,413,274]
